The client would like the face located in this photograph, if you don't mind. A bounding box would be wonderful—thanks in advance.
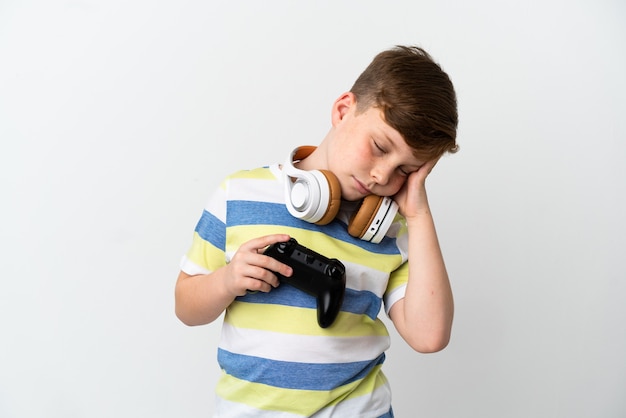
[327,95,424,201]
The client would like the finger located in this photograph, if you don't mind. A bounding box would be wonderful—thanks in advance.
[245,278,273,293]
[240,233,291,254]
[409,159,439,185]
[239,246,293,279]
[244,265,282,290]
[416,159,438,177]
[261,256,293,278]
[424,158,439,172]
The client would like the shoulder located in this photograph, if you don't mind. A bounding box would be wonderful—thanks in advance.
[212,165,281,196]
[225,164,280,182]
[216,164,284,209]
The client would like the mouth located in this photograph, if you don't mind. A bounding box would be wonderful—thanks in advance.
[353,177,371,196]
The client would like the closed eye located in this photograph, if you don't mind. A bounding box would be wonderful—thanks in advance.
[373,140,386,154]
[398,164,422,176]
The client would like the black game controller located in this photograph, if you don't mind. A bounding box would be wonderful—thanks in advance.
[264,238,346,328]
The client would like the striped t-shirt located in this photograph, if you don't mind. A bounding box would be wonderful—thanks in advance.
[180,163,410,417]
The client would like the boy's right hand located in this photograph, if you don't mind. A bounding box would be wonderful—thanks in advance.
[224,234,293,297]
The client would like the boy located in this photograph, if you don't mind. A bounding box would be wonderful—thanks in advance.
[175,45,458,417]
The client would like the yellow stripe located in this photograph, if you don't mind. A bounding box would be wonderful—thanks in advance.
[394,214,408,236]
[225,301,389,337]
[287,228,404,273]
[226,225,405,273]
[386,261,409,293]
[186,232,226,271]
[225,225,293,254]
[228,167,277,180]
[318,236,403,273]
[216,365,388,415]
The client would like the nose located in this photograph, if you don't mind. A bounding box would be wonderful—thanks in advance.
[370,163,392,186]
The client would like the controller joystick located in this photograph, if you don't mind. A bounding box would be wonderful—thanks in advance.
[264,238,346,328]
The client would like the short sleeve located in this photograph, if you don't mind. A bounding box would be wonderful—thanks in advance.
[382,227,409,314]
[179,180,228,275]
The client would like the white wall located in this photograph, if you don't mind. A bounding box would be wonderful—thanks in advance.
[1,1,624,417]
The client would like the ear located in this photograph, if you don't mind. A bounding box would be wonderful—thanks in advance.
[331,92,357,127]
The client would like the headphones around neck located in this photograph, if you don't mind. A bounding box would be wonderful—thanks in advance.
[283,146,399,244]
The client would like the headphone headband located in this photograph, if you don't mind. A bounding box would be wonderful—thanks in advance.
[283,146,331,223]
[282,146,317,178]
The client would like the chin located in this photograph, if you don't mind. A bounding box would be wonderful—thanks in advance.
[341,190,367,202]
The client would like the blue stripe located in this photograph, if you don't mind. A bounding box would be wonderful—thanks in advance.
[218,348,386,390]
[379,408,394,418]
[226,200,401,254]
[238,281,316,308]
[342,288,382,320]
[239,286,381,321]
[195,210,225,249]
[226,201,295,227]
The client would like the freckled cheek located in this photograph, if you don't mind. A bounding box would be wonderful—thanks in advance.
[350,150,375,175]
[354,146,372,162]
[388,177,408,195]
[374,176,405,196]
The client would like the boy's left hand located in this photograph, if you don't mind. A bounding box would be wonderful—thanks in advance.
[393,158,439,220]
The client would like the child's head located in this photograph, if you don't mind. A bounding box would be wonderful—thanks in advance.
[350,45,458,161]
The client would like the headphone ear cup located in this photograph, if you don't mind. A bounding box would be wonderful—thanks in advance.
[348,195,384,239]
[314,169,342,225]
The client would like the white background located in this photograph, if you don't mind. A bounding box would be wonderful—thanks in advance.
[1,1,625,417]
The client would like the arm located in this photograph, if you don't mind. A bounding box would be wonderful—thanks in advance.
[175,234,293,326]
[389,160,454,353]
